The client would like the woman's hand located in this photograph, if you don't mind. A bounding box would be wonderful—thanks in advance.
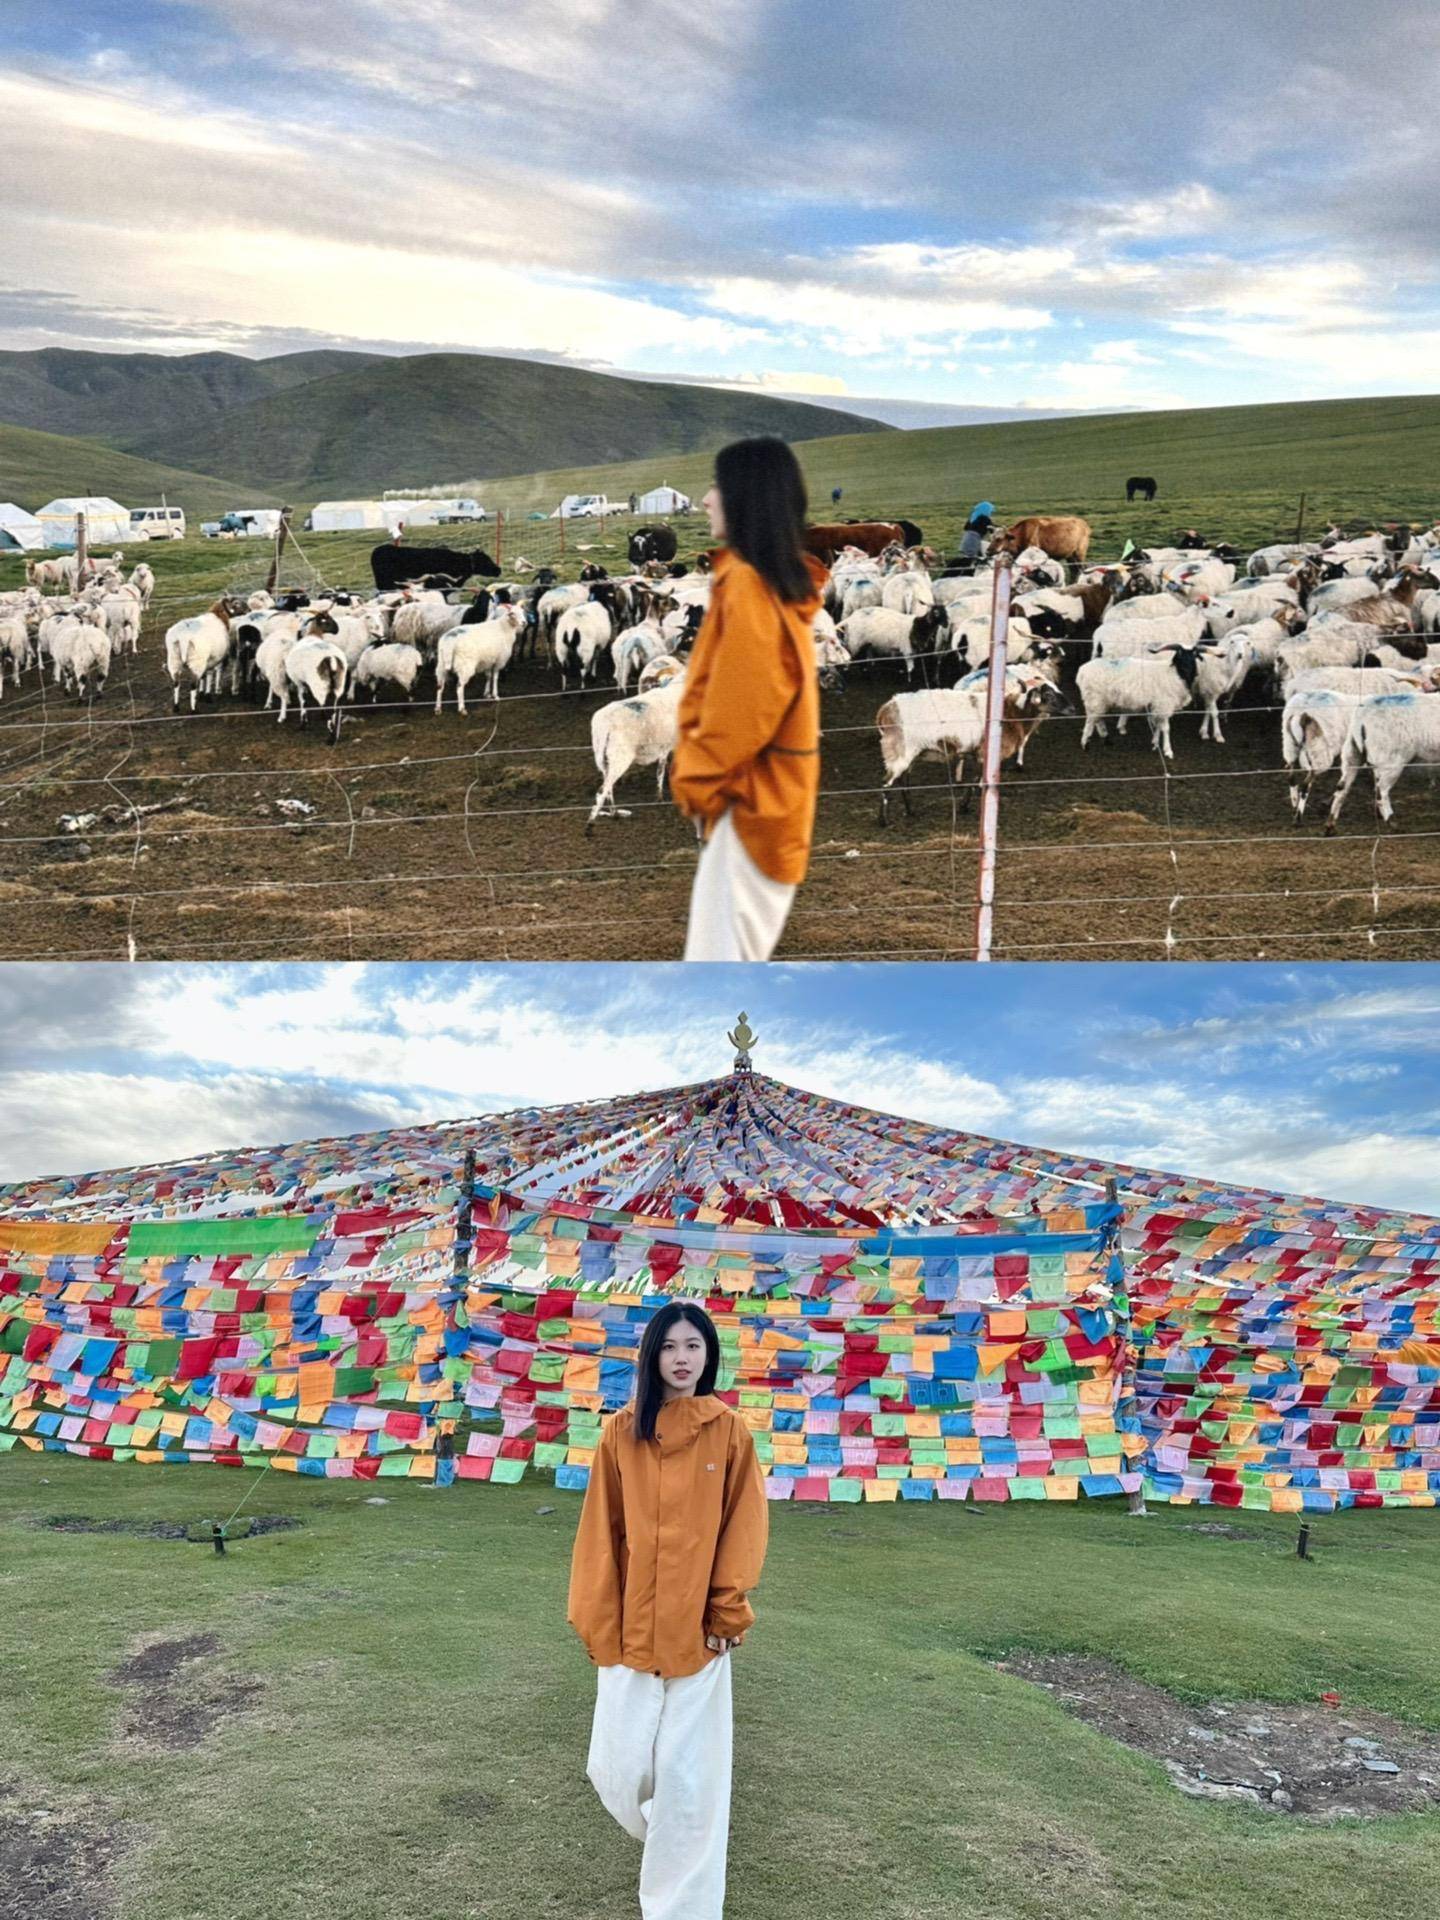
[705,1631,744,1654]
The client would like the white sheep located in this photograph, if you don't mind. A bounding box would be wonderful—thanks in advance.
[1104,590,1191,622]
[1208,609,1301,678]
[1205,580,1299,636]
[1280,665,1430,814]
[253,614,306,710]
[434,606,525,710]
[874,670,1064,823]
[390,591,458,658]
[282,639,347,726]
[1363,639,1440,673]
[837,604,946,680]
[100,590,142,656]
[586,670,687,826]
[1195,633,1255,743]
[354,642,424,702]
[612,615,669,691]
[1076,646,1202,758]
[1326,687,1440,830]
[1276,625,1374,686]
[536,583,587,656]
[164,599,239,710]
[554,601,613,682]
[50,616,112,700]
[880,569,935,615]
[1308,577,1381,615]
[1091,605,1209,659]
[0,613,32,692]
[944,614,1036,675]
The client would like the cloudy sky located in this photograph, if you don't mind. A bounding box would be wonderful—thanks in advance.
[3,0,1438,412]
[1,963,1436,1212]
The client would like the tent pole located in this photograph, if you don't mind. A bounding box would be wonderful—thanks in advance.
[973,551,1012,961]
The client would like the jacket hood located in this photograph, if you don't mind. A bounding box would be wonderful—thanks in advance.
[621,1393,728,1455]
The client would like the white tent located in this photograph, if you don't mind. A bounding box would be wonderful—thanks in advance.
[34,496,131,546]
[310,500,393,533]
[0,503,46,551]
[635,485,692,514]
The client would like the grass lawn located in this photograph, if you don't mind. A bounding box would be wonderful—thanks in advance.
[4,1452,1438,1920]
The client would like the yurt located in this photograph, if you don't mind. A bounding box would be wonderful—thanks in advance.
[635,484,692,514]
[2,1033,1436,1511]
[34,496,130,546]
[0,504,46,551]
[309,500,393,533]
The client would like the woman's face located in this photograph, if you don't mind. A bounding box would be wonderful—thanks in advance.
[658,1319,707,1398]
[702,482,727,541]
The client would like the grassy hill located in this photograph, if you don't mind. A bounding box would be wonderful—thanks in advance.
[0,347,886,498]
[0,346,381,451]
[0,421,280,522]
[477,391,1440,557]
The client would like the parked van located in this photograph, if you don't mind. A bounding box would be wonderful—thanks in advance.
[130,506,186,540]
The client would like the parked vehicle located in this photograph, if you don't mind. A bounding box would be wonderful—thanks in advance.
[129,506,186,540]
[201,510,283,539]
[551,493,620,519]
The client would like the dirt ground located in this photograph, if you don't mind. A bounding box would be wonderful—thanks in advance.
[107,1630,264,1752]
[996,1651,1440,1820]
[2,613,1437,961]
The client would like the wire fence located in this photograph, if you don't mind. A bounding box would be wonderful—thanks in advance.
[2,498,1437,963]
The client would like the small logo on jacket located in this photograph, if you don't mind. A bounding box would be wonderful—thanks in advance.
[706,1462,716,1471]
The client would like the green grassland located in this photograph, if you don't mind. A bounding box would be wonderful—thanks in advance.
[3,1452,1436,1920]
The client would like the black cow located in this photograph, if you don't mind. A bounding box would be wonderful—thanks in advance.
[629,524,678,566]
[1125,476,1158,501]
[369,543,500,592]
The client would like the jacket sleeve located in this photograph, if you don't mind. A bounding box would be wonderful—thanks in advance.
[704,1421,770,1639]
[566,1419,625,1665]
[670,578,801,823]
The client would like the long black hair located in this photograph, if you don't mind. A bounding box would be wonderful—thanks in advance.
[714,436,812,604]
[633,1300,721,1442]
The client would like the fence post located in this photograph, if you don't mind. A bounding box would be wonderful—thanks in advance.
[973,551,1012,961]
[1294,492,1307,544]
[559,510,565,558]
[266,507,292,594]
[495,509,504,570]
[74,509,88,583]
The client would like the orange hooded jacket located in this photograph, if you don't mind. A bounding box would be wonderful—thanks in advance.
[566,1393,770,1680]
[669,546,829,886]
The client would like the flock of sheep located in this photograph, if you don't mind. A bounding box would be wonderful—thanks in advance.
[1,553,156,699]
[7,518,1440,836]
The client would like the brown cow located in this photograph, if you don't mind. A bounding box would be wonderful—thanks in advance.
[803,521,905,563]
[990,516,1092,564]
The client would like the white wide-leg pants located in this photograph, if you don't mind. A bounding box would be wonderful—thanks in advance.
[586,1654,734,1920]
[683,809,796,962]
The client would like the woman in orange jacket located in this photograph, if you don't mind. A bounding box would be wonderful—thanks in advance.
[670,436,829,961]
[567,1299,769,1920]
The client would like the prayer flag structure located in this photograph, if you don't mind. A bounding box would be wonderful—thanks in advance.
[2,1055,1437,1512]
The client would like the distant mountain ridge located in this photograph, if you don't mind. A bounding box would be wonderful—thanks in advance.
[0,347,887,498]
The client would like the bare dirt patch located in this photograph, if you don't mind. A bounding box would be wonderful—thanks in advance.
[108,1632,263,1751]
[995,1652,1440,1819]
[0,1778,125,1920]
[35,1513,302,1542]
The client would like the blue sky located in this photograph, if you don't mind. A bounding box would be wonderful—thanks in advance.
[1,964,1436,1212]
[2,0,1438,411]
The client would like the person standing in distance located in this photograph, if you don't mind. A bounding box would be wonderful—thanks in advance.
[670,437,828,961]
[568,1300,769,1920]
